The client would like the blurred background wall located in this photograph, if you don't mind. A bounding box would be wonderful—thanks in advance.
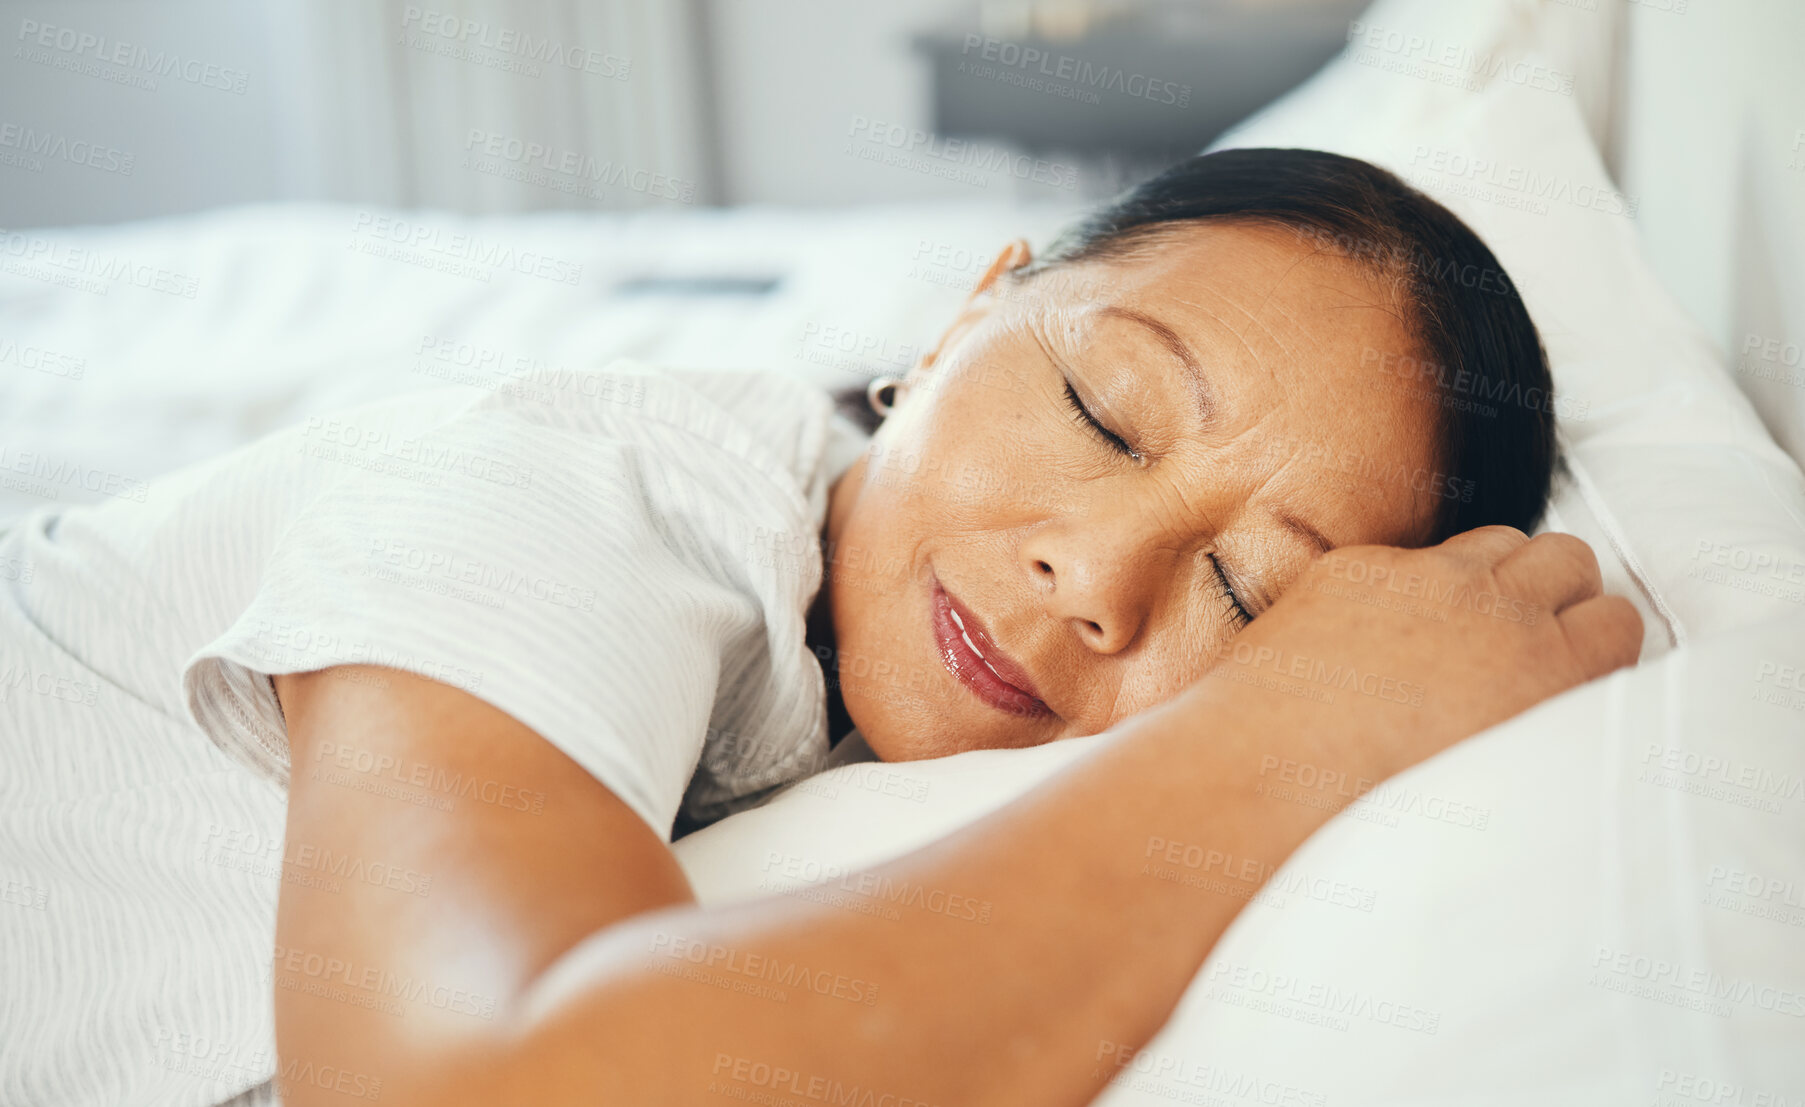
[2,0,1798,380]
[0,0,1369,224]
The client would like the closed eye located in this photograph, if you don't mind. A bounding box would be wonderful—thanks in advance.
[1062,380,1141,460]
[1209,554,1253,628]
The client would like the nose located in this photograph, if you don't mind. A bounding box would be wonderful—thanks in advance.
[1020,517,1179,655]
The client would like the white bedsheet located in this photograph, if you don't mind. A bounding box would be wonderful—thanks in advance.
[0,201,1078,524]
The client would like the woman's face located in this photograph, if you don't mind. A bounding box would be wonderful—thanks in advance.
[824,220,1444,761]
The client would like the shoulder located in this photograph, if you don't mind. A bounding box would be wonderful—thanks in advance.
[257,362,853,625]
[463,359,840,499]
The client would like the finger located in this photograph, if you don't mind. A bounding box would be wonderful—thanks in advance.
[1556,594,1643,681]
[1496,531,1605,615]
[1436,524,1529,568]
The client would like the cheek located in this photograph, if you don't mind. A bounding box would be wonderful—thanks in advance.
[826,511,943,735]
[831,455,936,607]
[899,348,1066,475]
[1112,662,1207,725]
[832,624,971,762]
[1103,607,1229,728]
[896,399,1076,527]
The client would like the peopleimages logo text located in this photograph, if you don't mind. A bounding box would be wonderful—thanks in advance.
[958,34,1191,107]
[847,116,1078,191]
[15,19,249,93]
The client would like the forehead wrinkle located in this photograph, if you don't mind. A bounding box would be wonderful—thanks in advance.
[1227,456,1299,534]
[1236,452,1317,551]
[1244,297,1311,361]
[1242,268,1381,354]
[1239,245,1409,359]
[1117,464,1208,569]
[1027,299,1086,365]
[1318,279,1412,331]
[1264,427,1431,550]
[1236,248,1317,335]
[1182,272,1308,360]
[1167,289,1271,381]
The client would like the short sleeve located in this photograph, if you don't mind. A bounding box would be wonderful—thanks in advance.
[182,367,829,840]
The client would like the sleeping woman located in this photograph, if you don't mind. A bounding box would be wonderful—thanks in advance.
[0,148,1641,1106]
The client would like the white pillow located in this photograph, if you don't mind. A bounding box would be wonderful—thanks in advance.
[676,1,1805,1101]
[677,610,1805,1105]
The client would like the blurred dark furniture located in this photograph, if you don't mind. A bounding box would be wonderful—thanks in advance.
[914,0,1369,189]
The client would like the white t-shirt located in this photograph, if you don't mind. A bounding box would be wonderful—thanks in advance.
[0,361,869,1106]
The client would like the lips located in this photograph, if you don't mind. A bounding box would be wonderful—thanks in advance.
[930,574,1051,719]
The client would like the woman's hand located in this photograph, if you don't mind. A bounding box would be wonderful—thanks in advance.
[1190,525,1644,786]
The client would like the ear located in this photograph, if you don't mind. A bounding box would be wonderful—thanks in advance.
[913,239,1035,377]
[969,238,1034,303]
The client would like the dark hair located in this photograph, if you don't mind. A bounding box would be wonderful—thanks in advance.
[844,147,1558,541]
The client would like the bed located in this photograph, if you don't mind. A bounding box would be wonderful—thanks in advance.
[2,0,1801,1101]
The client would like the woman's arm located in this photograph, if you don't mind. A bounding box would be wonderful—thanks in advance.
[270,528,1640,1106]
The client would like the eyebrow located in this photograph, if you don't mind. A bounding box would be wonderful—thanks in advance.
[1240,511,1332,613]
[1099,305,1217,423]
[1276,510,1332,557]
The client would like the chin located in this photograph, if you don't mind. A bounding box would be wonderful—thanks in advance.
[850,718,924,763]
[856,709,1044,763]
[846,701,957,763]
